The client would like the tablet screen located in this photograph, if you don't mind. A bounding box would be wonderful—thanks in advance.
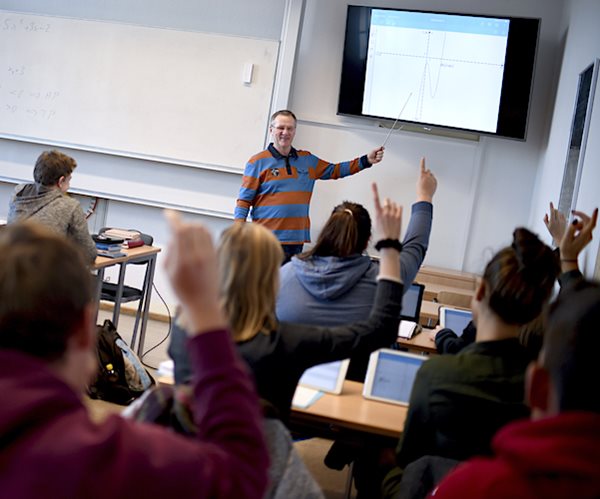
[364,350,426,405]
[441,308,472,337]
[298,359,349,394]
[400,283,424,322]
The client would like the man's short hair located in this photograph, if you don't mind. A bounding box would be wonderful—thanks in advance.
[33,150,77,186]
[270,110,297,127]
[544,281,600,413]
[0,223,93,361]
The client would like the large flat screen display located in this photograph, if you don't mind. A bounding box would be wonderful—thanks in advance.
[338,6,540,140]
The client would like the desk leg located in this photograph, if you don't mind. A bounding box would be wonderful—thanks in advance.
[111,262,127,329]
[344,461,355,499]
[94,268,105,325]
[135,255,157,357]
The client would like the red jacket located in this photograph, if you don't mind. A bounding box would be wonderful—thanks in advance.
[0,330,269,499]
[431,412,600,499]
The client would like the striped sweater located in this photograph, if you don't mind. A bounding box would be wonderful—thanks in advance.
[234,143,371,244]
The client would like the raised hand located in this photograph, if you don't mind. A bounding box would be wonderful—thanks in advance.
[372,182,403,241]
[543,201,567,246]
[163,209,225,335]
[559,208,598,265]
[416,157,437,203]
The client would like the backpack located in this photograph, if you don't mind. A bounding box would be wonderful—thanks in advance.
[88,319,155,405]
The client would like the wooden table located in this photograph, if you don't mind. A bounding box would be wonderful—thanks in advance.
[290,380,406,440]
[397,328,438,354]
[94,245,161,355]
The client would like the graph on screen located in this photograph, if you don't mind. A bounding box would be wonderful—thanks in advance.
[362,10,509,133]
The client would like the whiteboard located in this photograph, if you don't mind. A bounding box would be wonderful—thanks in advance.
[0,11,279,171]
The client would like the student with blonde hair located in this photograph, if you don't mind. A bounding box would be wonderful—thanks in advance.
[171,183,405,422]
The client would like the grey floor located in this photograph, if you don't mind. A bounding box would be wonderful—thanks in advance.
[97,309,355,499]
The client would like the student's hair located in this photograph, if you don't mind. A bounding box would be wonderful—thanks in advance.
[0,223,93,361]
[544,282,600,413]
[218,223,283,342]
[33,150,77,186]
[482,228,559,325]
[270,109,297,126]
[299,202,372,259]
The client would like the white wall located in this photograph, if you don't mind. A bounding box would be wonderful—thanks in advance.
[0,0,290,319]
[3,0,597,318]
[291,0,565,275]
[530,0,600,279]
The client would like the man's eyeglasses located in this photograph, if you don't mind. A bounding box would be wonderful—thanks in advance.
[271,125,296,132]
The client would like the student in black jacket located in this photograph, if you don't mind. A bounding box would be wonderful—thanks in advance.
[170,183,405,422]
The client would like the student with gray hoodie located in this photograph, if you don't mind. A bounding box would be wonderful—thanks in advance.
[276,158,437,381]
[7,149,97,264]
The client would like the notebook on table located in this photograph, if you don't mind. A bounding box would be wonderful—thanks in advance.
[439,307,473,337]
[398,282,425,339]
[363,348,428,406]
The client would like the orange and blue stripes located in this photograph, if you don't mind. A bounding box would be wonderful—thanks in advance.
[235,144,370,244]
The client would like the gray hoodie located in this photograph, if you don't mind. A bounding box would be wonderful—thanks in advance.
[8,183,97,264]
[276,201,433,326]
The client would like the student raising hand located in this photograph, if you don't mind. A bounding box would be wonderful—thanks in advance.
[543,201,567,246]
[559,207,598,272]
[372,182,403,282]
[164,209,226,335]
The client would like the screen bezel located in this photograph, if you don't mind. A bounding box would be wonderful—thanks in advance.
[363,348,427,406]
[439,306,473,336]
[338,5,540,140]
[298,359,350,394]
[400,282,425,322]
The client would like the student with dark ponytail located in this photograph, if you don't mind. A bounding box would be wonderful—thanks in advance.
[382,227,560,498]
[276,158,436,380]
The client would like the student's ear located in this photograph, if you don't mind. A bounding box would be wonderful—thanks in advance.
[475,279,485,300]
[71,303,97,351]
[526,361,550,414]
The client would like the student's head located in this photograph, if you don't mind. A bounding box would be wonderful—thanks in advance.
[475,228,559,326]
[300,201,372,259]
[0,223,94,363]
[269,110,297,153]
[527,282,600,416]
[33,150,77,192]
[218,223,283,342]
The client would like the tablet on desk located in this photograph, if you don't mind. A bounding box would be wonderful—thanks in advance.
[397,282,425,339]
[400,282,425,322]
[439,307,473,337]
[363,349,427,406]
[298,359,350,395]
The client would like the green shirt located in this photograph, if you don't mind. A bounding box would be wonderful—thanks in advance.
[397,338,530,467]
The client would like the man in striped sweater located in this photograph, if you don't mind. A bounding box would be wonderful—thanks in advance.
[234,110,385,263]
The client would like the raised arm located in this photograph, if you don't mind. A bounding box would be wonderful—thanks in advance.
[558,207,598,274]
[416,157,437,203]
[372,182,402,281]
[288,184,404,368]
[161,210,269,498]
[400,157,437,285]
[543,201,567,247]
